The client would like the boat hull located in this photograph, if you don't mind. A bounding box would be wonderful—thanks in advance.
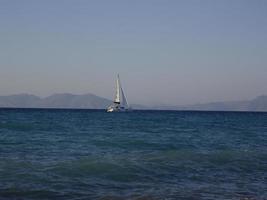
[107,105,131,112]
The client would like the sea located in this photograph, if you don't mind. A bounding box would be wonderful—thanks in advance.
[0,108,266,200]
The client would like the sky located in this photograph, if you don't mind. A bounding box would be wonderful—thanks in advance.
[0,0,267,105]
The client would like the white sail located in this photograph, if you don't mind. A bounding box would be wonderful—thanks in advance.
[121,87,129,108]
[107,74,131,112]
[114,75,120,103]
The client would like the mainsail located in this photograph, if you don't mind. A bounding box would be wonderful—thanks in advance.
[114,75,120,103]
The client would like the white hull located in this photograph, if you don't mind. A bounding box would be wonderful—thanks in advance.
[107,105,130,112]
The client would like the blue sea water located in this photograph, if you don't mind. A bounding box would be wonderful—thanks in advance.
[0,109,266,200]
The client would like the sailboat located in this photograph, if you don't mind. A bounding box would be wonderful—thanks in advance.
[107,74,131,112]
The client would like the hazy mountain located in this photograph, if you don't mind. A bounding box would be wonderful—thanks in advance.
[0,94,41,108]
[247,95,267,111]
[0,93,112,109]
[39,93,111,109]
[151,95,267,112]
[0,93,267,111]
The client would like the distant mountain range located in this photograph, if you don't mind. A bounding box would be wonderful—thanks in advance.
[151,95,267,112]
[0,93,111,109]
[0,93,267,111]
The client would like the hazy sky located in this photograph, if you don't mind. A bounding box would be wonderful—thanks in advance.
[0,0,267,105]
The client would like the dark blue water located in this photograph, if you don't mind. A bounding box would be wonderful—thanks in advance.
[0,109,266,200]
